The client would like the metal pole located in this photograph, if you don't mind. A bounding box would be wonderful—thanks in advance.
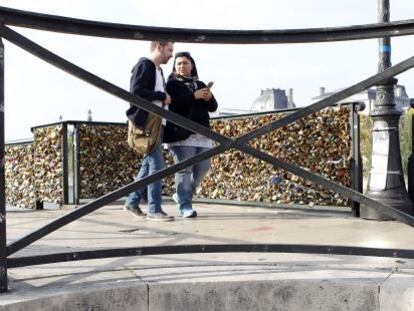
[361,0,413,219]
[350,103,364,217]
[62,122,69,205]
[0,37,8,292]
[69,124,75,205]
[74,124,80,205]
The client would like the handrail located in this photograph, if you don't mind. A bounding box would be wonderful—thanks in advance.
[8,244,414,268]
[2,5,414,296]
[4,23,414,257]
[1,6,414,43]
[22,102,360,130]
[4,138,33,146]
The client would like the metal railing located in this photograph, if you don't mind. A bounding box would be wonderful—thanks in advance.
[1,6,414,292]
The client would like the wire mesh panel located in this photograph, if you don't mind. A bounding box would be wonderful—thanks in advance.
[72,106,355,207]
[76,122,140,199]
[32,125,64,205]
[4,142,35,208]
[202,107,352,206]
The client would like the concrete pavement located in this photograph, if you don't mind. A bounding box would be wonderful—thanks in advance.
[2,202,414,310]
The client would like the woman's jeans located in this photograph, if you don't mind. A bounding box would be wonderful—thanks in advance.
[169,146,210,211]
[125,142,165,214]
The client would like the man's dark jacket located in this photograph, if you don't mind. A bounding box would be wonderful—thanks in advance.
[126,57,166,129]
[163,78,218,143]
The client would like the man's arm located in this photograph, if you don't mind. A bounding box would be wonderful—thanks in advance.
[130,61,166,102]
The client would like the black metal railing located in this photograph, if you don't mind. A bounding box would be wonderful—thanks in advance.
[1,6,414,293]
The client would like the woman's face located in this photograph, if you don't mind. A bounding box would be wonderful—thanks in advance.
[175,56,193,77]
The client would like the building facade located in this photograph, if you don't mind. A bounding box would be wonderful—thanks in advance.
[215,87,296,117]
[251,88,295,112]
[311,85,411,115]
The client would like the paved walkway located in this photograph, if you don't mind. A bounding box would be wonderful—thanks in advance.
[2,202,414,310]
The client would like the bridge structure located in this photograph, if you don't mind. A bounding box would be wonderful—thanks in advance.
[1,4,414,297]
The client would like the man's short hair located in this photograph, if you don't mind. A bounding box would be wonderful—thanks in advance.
[150,41,172,51]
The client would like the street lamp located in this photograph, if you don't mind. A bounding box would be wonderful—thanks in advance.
[361,0,413,219]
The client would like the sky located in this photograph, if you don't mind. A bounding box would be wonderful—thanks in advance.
[0,0,413,140]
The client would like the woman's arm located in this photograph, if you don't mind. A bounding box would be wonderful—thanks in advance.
[205,95,218,112]
[197,81,218,112]
[166,80,196,109]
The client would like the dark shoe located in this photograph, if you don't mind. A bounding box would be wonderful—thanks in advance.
[147,212,174,222]
[123,204,146,218]
[179,209,197,218]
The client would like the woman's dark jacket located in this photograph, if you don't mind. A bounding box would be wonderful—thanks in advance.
[163,78,218,143]
[126,57,167,129]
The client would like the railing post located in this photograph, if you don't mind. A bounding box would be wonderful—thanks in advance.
[62,122,69,205]
[361,0,413,219]
[0,37,8,293]
[74,124,80,205]
[350,102,364,217]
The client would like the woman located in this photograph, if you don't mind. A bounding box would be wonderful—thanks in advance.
[164,52,218,218]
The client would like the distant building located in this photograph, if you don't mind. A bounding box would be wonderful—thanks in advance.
[251,88,295,112]
[214,87,296,117]
[213,107,253,117]
[311,85,410,115]
[87,109,93,121]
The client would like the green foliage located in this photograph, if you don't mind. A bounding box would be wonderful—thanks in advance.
[359,109,413,180]
[359,115,372,178]
[401,108,414,177]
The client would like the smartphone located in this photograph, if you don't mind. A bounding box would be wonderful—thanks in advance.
[206,81,214,89]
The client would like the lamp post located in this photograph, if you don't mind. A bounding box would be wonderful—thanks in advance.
[361,0,413,219]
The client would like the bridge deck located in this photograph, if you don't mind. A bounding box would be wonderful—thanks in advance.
[2,202,414,310]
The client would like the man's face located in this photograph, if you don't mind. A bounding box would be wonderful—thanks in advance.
[159,42,174,64]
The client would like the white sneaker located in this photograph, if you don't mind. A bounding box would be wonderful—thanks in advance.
[172,193,179,204]
[179,209,198,218]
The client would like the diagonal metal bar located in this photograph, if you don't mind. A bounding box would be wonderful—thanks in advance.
[3,22,414,155]
[236,144,414,227]
[0,24,228,146]
[7,244,414,268]
[4,24,414,256]
[1,6,414,43]
[13,133,414,257]
[4,22,414,158]
[6,144,229,256]
[11,131,414,257]
[1,24,237,256]
[7,121,414,256]
[236,55,414,143]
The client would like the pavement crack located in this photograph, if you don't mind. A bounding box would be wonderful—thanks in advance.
[378,268,396,310]
[124,265,150,309]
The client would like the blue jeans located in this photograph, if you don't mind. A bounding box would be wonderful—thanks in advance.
[169,146,210,212]
[126,142,165,214]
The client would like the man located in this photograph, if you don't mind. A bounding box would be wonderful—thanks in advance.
[125,41,174,221]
